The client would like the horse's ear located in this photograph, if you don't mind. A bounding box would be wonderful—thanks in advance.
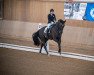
[64,20,66,23]
[58,19,66,24]
[63,20,66,24]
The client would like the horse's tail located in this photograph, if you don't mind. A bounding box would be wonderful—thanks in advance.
[32,31,40,46]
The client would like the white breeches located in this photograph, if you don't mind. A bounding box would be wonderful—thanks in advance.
[44,22,54,33]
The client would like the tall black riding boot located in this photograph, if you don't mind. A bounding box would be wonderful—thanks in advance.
[47,29,49,38]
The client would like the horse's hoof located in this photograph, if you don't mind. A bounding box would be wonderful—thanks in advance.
[47,53,50,56]
[59,52,61,55]
[58,51,61,55]
[39,51,41,53]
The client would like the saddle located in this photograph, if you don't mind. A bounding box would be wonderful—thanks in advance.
[44,25,53,38]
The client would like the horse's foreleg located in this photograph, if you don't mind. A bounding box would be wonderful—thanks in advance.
[58,42,61,54]
[39,43,44,53]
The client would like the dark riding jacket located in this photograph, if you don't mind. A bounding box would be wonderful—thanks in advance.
[48,14,56,23]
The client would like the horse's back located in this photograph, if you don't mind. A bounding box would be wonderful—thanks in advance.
[38,26,46,37]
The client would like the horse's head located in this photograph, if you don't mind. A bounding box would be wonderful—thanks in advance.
[58,19,66,26]
[54,19,66,41]
[56,19,66,30]
[54,19,66,42]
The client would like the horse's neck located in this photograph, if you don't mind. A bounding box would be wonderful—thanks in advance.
[51,25,58,34]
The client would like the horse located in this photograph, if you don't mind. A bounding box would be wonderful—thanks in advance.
[32,19,66,55]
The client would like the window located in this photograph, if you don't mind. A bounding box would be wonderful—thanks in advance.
[64,2,87,20]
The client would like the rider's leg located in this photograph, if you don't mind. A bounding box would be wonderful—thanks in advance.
[47,23,51,28]
[44,23,51,33]
[44,27,47,33]
[48,25,52,33]
[47,23,52,33]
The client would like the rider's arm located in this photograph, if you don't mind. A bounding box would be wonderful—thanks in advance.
[48,14,51,23]
[54,14,56,22]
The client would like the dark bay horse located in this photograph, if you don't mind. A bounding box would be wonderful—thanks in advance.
[32,19,66,55]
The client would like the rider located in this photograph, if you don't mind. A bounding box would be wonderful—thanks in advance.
[44,9,56,34]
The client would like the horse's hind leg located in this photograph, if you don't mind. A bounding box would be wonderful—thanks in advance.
[39,43,44,53]
[44,43,49,55]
